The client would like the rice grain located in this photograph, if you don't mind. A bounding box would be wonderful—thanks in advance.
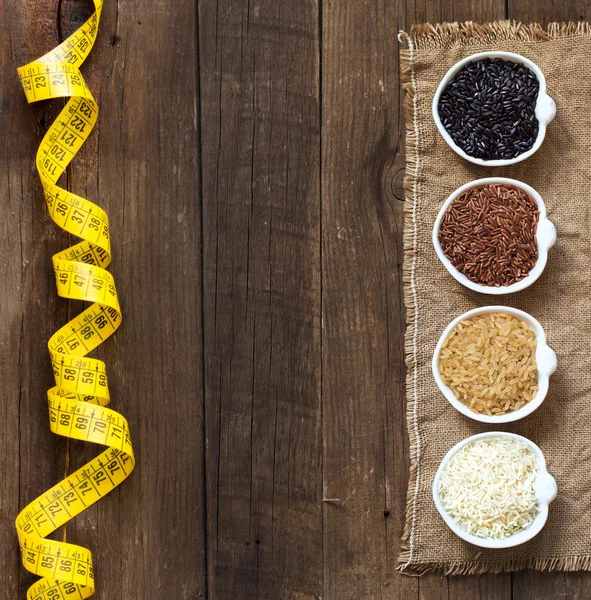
[439,313,538,415]
[438,437,539,539]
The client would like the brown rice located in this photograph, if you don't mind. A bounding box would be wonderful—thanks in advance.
[439,312,538,415]
[438,183,540,287]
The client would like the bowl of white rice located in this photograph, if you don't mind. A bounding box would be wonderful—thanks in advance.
[433,432,557,548]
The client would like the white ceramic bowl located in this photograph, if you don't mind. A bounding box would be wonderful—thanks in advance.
[432,51,556,166]
[433,306,557,423]
[433,431,557,548]
[433,177,556,295]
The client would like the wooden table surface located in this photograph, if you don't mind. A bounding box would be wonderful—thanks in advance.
[2,0,590,598]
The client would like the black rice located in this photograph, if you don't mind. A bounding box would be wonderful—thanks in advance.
[438,58,540,161]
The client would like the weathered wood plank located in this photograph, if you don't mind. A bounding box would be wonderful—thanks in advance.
[419,576,448,600]
[449,575,513,600]
[199,0,323,598]
[57,1,205,598]
[565,572,591,600]
[509,1,591,23]
[319,0,510,597]
[10,1,591,599]
[57,1,103,593]
[513,572,568,600]
[411,0,506,24]
[321,0,418,597]
[5,1,71,596]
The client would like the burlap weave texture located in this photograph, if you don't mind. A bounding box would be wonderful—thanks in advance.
[400,21,591,574]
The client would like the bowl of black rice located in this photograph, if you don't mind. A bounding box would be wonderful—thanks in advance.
[433,52,556,166]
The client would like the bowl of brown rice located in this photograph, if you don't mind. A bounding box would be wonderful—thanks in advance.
[433,178,556,294]
[433,432,557,548]
[433,306,556,423]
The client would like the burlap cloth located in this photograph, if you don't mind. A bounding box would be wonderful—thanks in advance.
[399,21,591,575]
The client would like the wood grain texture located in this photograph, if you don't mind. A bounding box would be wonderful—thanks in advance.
[199,0,323,598]
[509,0,591,22]
[4,0,591,599]
[64,0,205,596]
[321,0,416,597]
[5,0,86,596]
[319,0,507,598]
[9,0,205,598]
[410,0,505,24]
[3,1,71,597]
[449,575,513,600]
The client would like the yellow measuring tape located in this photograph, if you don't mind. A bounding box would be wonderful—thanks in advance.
[15,2,134,598]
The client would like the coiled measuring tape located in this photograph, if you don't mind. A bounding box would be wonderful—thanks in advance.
[15,2,134,598]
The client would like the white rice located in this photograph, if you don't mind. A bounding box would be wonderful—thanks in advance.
[438,437,540,539]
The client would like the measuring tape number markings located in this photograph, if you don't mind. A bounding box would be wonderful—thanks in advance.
[16,2,135,598]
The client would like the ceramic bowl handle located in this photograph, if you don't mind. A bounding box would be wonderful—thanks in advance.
[536,93,556,126]
[538,345,557,377]
[537,218,557,251]
[535,472,558,504]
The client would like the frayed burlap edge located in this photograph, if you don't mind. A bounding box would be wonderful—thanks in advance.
[403,20,591,50]
[403,555,591,576]
[397,32,422,575]
[397,20,591,575]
